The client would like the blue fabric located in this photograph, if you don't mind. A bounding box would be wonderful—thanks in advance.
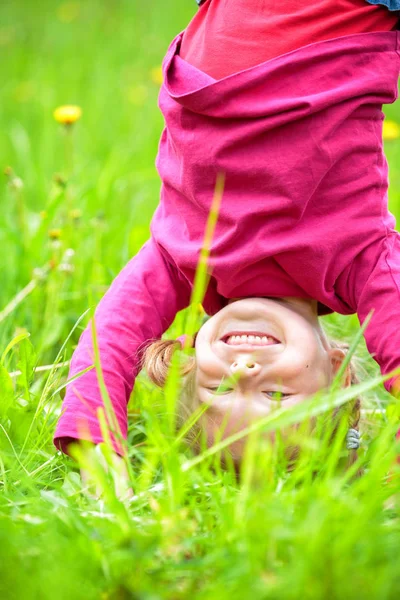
[366,0,400,10]
[195,0,400,11]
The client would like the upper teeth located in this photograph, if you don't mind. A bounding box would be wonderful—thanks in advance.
[225,335,277,346]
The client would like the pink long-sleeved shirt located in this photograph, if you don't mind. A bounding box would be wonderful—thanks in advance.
[54,30,400,453]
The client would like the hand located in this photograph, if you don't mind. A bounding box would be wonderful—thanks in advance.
[78,444,134,501]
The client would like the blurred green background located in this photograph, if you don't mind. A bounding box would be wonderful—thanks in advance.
[2,2,400,599]
[0,0,193,353]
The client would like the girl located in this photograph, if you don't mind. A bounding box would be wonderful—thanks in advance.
[55,0,400,460]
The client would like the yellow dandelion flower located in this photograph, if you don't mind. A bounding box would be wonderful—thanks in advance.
[150,66,163,86]
[383,119,400,141]
[53,105,82,125]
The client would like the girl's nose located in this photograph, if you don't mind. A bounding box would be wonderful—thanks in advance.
[230,358,261,376]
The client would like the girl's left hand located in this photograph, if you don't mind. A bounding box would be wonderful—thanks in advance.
[78,445,134,502]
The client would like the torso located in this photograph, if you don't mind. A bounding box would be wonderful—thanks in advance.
[154,29,400,315]
[180,0,398,79]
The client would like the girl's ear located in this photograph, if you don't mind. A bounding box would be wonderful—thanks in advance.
[328,348,351,387]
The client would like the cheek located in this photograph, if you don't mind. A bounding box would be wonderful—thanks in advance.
[286,342,330,384]
[283,346,311,377]
[283,395,306,410]
[196,314,219,344]
[196,350,226,380]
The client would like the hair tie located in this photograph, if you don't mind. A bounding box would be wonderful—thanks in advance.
[177,334,195,349]
[346,428,360,450]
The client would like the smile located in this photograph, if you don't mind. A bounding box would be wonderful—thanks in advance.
[221,332,281,346]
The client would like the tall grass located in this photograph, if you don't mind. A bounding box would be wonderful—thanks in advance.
[2,1,400,598]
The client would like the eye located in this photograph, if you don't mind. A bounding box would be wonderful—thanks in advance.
[263,391,291,400]
[207,386,234,395]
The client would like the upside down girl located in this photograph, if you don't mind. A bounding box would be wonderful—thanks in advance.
[55,0,400,465]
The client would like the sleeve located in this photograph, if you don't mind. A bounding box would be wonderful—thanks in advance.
[336,231,400,394]
[54,237,192,455]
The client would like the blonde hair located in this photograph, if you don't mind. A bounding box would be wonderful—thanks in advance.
[142,339,199,436]
[141,337,361,464]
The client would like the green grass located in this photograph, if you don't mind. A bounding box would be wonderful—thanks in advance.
[2,2,400,598]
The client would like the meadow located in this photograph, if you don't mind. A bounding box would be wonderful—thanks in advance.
[2,1,400,598]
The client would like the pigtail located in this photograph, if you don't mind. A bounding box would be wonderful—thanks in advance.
[142,339,196,387]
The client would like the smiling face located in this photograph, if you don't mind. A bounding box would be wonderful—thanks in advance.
[194,297,346,459]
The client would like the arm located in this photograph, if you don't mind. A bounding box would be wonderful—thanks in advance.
[336,231,400,393]
[54,237,192,454]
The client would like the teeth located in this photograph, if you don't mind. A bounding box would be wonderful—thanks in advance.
[225,334,277,346]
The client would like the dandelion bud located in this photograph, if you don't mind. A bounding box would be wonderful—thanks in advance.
[48,229,62,240]
[54,173,67,188]
[69,208,82,221]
